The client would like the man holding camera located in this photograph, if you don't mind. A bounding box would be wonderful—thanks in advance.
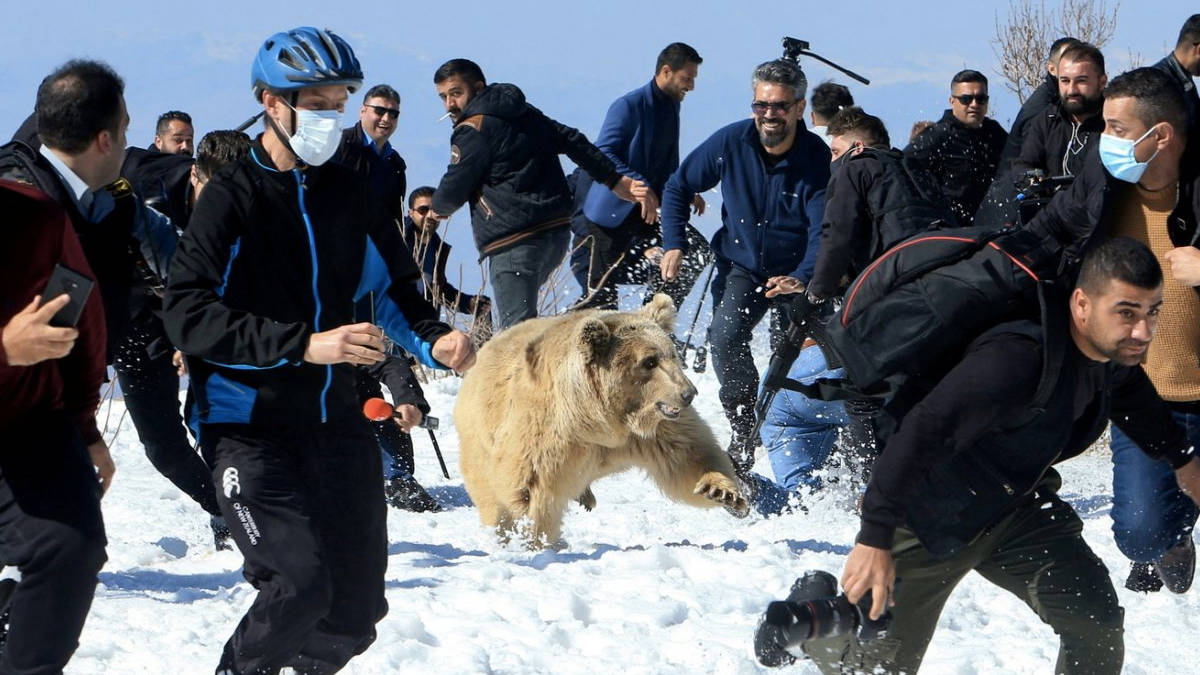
[809,237,1200,675]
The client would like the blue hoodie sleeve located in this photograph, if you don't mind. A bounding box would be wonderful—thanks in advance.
[355,223,453,371]
[661,130,724,252]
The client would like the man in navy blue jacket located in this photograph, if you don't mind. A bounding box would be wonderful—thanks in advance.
[660,58,830,472]
[572,43,710,311]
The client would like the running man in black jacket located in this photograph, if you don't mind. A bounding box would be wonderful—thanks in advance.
[428,58,641,330]
[806,238,1200,674]
[163,27,473,675]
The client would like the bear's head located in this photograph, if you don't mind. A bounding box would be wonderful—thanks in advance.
[577,293,699,437]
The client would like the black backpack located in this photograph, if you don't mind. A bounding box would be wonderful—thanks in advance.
[851,147,959,258]
[760,224,1066,418]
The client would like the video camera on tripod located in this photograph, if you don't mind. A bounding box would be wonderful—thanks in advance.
[754,570,892,667]
[780,38,871,85]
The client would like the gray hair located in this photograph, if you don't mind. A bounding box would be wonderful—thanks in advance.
[751,59,807,100]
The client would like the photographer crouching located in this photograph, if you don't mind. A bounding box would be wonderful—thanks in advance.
[763,237,1200,673]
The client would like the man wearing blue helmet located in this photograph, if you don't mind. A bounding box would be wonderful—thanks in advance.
[163,27,475,675]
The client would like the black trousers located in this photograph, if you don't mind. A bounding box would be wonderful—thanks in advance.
[204,420,387,674]
[114,323,220,516]
[808,475,1124,674]
[571,212,712,312]
[0,413,107,675]
[707,261,789,439]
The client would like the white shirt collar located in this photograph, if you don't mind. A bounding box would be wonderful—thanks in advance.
[39,144,94,212]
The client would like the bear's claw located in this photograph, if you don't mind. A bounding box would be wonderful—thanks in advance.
[693,474,749,518]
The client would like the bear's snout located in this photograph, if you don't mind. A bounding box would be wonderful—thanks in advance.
[680,386,696,407]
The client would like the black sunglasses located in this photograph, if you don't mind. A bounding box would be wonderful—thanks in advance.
[413,205,431,214]
[367,104,401,118]
[751,100,795,115]
[952,94,989,105]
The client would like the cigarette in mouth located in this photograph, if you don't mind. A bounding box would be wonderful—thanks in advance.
[438,111,452,122]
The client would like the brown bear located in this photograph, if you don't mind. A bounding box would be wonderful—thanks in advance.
[454,294,748,548]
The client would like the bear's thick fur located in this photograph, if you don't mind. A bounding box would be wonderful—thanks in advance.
[454,294,747,547]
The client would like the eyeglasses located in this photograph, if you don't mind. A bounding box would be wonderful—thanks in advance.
[952,94,990,105]
[751,100,795,116]
[367,105,401,119]
[413,205,431,214]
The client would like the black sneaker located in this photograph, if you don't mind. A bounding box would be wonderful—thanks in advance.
[1125,561,1164,593]
[211,516,234,552]
[1156,537,1196,594]
[385,475,444,513]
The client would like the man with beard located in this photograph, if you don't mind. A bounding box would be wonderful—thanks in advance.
[806,236,1200,675]
[428,59,641,330]
[904,69,1007,226]
[571,42,711,311]
[152,111,194,156]
[659,58,830,473]
[1014,43,1107,178]
[1001,37,1079,164]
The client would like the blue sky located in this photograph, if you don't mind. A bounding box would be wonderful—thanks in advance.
[1,1,1191,285]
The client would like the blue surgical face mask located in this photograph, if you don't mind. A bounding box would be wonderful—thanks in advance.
[1098,124,1161,183]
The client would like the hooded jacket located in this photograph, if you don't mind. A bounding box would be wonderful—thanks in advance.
[431,83,621,259]
[904,110,1007,226]
[1014,102,1105,178]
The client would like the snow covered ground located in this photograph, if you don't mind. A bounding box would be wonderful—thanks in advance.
[72,328,1200,674]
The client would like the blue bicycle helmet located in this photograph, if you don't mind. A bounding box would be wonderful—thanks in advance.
[251,27,363,101]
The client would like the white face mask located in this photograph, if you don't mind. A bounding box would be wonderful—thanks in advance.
[282,102,343,166]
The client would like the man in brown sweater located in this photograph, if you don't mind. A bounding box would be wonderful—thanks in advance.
[1102,67,1200,593]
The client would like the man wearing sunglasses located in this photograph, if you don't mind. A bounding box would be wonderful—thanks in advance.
[904,69,1007,226]
[334,83,408,222]
[659,58,830,475]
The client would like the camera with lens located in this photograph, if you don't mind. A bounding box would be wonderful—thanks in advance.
[1013,169,1074,226]
[753,570,892,667]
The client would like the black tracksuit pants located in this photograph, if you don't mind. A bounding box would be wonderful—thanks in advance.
[0,413,107,674]
[114,323,220,516]
[204,419,387,674]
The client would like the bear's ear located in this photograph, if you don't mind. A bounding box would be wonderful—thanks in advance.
[640,293,677,332]
[579,317,613,363]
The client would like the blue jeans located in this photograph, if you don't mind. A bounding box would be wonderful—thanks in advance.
[751,346,849,515]
[1110,408,1200,562]
[487,226,571,330]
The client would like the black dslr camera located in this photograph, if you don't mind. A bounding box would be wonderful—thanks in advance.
[754,570,892,667]
[1014,169,1074,226]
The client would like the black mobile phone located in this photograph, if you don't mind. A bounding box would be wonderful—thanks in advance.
[44,263,95,328]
